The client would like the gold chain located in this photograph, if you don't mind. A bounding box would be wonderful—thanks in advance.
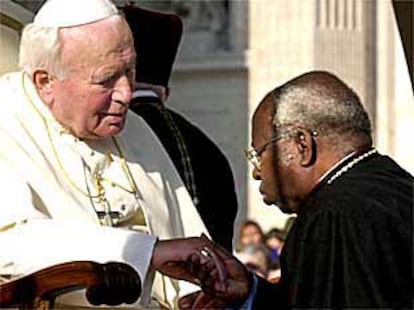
[112,137,142,199]
[22,73,99,197]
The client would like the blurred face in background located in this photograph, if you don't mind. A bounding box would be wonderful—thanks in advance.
[266,236,284,252]
[240,223,264,247]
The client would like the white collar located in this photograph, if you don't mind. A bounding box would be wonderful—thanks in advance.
[317,151,357,184]
[132,89,159,100]
[22,72,69,135]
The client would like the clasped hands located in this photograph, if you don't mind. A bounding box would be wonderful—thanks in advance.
[152,234,252,309]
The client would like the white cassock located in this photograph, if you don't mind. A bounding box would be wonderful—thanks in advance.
[0,71,209,308]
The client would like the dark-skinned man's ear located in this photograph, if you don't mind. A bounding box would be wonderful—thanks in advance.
[295,129,316,167]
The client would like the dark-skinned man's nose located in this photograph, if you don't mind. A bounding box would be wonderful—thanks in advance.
[252,167,261,180]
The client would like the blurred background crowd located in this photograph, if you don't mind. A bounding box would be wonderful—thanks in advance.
[235,218,295,283]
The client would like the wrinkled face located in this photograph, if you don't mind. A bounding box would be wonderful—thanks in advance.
[251,98,299,213]
[50,16,136,139]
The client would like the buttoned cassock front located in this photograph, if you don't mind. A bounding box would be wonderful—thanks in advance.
[0,71,209,308]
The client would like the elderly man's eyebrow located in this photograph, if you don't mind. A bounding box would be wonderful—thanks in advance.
[92,70,116,82]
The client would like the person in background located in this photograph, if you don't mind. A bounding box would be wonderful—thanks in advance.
[236,220,265,252]
[236,244,270,279]
[177,71,413,309]
[123,4,238,251]
[264,228,285,281]
[265,228,285,268]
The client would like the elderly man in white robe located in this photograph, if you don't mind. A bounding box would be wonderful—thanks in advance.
[0,0,213,308]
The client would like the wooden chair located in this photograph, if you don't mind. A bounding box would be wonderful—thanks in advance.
[0,261,141,309]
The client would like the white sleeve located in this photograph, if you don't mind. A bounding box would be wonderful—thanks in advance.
[0,164,157,304]
[0,220,156,306]
[0,220,156,280]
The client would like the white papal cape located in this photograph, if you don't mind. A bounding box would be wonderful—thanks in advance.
[0,71,209,308]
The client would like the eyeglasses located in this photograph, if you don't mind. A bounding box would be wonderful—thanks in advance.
[245,129,317,171]
[245,137,281,171]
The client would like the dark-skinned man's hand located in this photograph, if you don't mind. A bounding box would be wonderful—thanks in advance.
[178,291,227,309]
[188,235,253,308]
[151,234,252,308]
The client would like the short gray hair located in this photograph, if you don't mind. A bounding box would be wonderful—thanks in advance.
[19,23,66,78]
[271,71,372,151]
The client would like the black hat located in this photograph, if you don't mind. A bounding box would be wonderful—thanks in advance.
[122,5,183,88]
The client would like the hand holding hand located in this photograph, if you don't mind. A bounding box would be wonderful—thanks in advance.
[189,235,252,307]
[151,234,252,308]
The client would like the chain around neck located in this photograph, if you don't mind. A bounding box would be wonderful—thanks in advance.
[326,148,377,185]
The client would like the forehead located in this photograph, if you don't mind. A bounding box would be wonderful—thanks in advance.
[60,16,135,72]
[244,225,260,232]
[252,97,275,145]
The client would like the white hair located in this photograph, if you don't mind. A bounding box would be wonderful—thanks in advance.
[19,23,67,78]
[270,72,372,155]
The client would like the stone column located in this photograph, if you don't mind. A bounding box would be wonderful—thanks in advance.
[314,0,376,130]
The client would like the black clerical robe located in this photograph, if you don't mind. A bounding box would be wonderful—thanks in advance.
[130,99,238,251]
[253,153,413,309]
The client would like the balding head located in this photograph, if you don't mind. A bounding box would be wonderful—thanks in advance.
[270,71,372,154]
[252,92,275,146]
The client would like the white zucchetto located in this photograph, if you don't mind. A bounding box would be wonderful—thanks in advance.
[33,0,118,28]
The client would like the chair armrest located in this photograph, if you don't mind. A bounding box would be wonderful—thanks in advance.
[0,261,141,309]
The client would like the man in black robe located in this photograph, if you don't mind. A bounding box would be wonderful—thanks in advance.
[123,5,238,251]
[179,71,413,309]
